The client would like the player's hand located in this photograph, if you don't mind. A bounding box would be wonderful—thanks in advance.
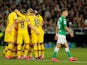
[14,9,19,13]
[70,33,74,38]
[54,33,58,40]
[8,29,12,33]
[36,31,40,35]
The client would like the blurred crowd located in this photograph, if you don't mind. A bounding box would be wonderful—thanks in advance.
[0,0,87,33]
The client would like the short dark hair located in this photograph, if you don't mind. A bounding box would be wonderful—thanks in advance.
[61,8,68,13]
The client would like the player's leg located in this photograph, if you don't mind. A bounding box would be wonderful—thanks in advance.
[5,32,15,59]
[5,42,15,59]
[23,44,29,59]
[28,44,33,59]
[52,34,63,62]
[38,35,44,59]
[17,33,23,59]
[33,43,38,59]
[52,43,61,59]
[39,43,44,59]
[17,44,22,59]
[2,43,8,56]
[64,43,77,61]
[31,33,38,59]
[11,44,17,58]
[23,32,30,59]
[37,43,41,58]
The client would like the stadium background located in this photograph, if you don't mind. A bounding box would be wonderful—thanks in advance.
[0,0,87,65]
[0,0,87,47]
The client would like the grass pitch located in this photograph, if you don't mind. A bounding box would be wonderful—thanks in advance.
[0,46,87,65]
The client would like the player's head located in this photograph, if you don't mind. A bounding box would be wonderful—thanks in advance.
[34,10,39,15]
[61,8,68,17]
[20,9,26,15]
[27,8,33,15]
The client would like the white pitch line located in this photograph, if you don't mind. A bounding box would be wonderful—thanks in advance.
[40,59,87,63]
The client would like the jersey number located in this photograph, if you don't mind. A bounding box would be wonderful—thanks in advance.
[34,19,40,27]
[20,21,24,28]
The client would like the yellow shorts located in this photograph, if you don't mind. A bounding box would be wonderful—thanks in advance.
[4,30,16,43]
[30,32,44,44]
[17,31,30,44]
[39,32,44,43]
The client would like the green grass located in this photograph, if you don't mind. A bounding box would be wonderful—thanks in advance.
[0,46,87,65]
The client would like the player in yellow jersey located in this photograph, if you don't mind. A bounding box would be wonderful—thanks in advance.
[34,10,45,60]
[27,10,41,59]
[4,10,18,59]
[16,9,39,60]
[16,16,30,59]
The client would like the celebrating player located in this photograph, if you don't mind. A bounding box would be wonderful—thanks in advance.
[34,10,45,60]
[4,9,18,59]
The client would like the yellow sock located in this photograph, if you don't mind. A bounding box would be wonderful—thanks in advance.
[38,44,41,57]
[33,44,38,58]
[28,45,33,57]
[12,46,16,57]
[3,46,8,56]
[5,43,14,57]
[41,43,45,57]
[23,44,29,57]
[17,44,22,57]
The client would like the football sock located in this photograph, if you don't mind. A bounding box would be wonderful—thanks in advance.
[52,47,59,58]
[41,43,44,57]
[38,43,41,57]
[23,44,29,57]
[3,45,8,55]
[33,44,38,58]
[6,43,14,57]
[17,44,22,57]
[65,48,72,58]
[28,45,33,57]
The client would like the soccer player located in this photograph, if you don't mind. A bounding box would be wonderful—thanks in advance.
[51,8,77,62]
[34,10,45,60]
[27,10,41,59]
[4,10,18,59]
[16,15,30,59]
[16,9,39,60]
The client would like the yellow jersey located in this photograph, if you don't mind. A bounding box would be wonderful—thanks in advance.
[5,12,17,31]
[17,16,29,32]
[38,15,44,34]
[27,15,41,33]
[38,15,43,28]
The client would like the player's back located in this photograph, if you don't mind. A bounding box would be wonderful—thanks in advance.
[38,15,44,34]
[17,16,28,32]
[57,16,67,35]
[6,12,17,31]
[28,15,41,33]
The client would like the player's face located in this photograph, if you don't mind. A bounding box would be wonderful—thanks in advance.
[65,10,68,17]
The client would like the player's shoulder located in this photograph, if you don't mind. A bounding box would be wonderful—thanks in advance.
[18,16,23,20]
[11,12,16,15]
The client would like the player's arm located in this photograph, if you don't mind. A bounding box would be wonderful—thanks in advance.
[8,19,18,33]
[65,27,74,38]
[64,19,74,38]
[26,19,40,35]
[15,9,25,18]
[29,24,40,35]
[54,26,58,40]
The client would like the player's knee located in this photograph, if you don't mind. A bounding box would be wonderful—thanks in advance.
[37,44,41,50]
[33,44,38,51]
[17,44,22,51]
[40,43,45,50]
[56,44,61,48]
[24,44,29,50]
